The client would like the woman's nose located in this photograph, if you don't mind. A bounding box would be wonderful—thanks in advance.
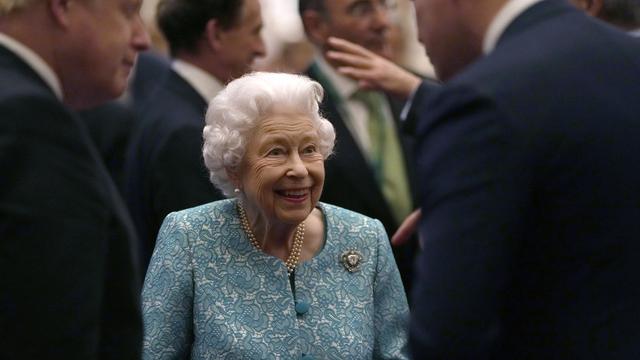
[287,153,309,177]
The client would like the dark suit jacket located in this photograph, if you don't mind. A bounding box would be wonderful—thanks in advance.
[410,1,640,358]
[80,101,137,195]
[0,46,141,359]
[125,69,223,271]
[129,50,170,111]
[305,63,418,292]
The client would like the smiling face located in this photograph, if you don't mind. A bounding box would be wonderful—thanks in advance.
[235,112,325,226]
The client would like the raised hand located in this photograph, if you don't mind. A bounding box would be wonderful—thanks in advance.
[326,37,421,100]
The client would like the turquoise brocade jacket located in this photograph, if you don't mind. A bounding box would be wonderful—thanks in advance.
[142,199,409,359]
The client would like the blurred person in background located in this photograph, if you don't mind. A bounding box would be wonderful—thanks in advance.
[404,0,640,357]
[125,0,266,271]
[325,0,640,247]
[0,0,149,358]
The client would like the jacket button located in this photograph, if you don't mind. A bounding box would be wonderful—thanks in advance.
[295,300,310,315]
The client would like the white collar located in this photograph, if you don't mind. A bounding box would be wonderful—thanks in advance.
[314,53,359,99]
[483,0,546,54]
[171,59,224,102]
[0,32,63,100]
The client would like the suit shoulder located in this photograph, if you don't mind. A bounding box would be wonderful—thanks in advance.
[0,92,79,138]
[0,60,59,98]
[0,84,62,112]
[135,85,206,141]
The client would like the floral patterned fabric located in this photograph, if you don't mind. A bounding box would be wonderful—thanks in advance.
[142,199,409,359]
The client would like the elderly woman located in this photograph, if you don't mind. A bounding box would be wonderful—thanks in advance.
[141,72,409,359]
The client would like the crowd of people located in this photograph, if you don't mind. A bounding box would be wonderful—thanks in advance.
[2,0,640,358]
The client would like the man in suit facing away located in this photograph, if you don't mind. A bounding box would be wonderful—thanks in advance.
[125,0,266,271]
[408,0,640,358]
[0,0,149,358]
[299,0,417,292]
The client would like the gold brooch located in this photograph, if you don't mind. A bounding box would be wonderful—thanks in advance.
[341,250,363,272]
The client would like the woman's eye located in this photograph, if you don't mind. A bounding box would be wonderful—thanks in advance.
[303,145,317,154]
[267,148,284,156]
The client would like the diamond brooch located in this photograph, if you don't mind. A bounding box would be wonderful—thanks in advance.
[340,250,364,272]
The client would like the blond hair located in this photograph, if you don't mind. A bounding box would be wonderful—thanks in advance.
[0,0,36,15]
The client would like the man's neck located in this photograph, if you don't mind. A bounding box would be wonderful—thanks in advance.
[172,56,224,101]
[175,50,230,85]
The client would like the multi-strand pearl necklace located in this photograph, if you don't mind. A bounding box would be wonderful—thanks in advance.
[237,202,305,275]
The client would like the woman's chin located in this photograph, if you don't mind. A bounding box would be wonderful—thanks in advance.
[274,206,313,225]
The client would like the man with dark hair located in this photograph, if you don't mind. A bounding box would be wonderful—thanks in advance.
[299,0,418,293]
[406,0,640,358]
[125,0,265,271]
[0,0,149,358]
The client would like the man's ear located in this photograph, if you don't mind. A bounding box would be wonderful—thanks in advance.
[48,0,73,28]
[584,0,604,17]
[570,0,603,16]
[205,18,225,52]
[301,10,330,46]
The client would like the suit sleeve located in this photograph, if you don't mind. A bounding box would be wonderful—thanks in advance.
[0,96,110,358]
[142,212,194,359]
[410,86,530,358]
[402,79,441,135]
[371,219,411,360]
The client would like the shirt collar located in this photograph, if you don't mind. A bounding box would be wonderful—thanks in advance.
[0,32,63,100]
[314,53,359,99]
[171,59,224,102]
[483,0,546,54]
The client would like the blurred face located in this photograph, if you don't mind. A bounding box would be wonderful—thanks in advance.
[217,0,266,83]
[237,112,325,226]
[322,0,393,57]
[59,0,149,109]
[413,0,480,81]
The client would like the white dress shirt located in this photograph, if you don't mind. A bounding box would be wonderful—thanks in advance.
[483,0,546,54]
[171,59,224,102]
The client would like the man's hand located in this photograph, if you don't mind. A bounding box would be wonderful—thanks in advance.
[326,37,421,100]
[391,209,422,247]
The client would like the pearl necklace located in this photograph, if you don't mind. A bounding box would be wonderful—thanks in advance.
[237,201,305,275]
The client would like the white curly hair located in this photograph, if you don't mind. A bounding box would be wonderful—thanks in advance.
[202,71,336,197]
